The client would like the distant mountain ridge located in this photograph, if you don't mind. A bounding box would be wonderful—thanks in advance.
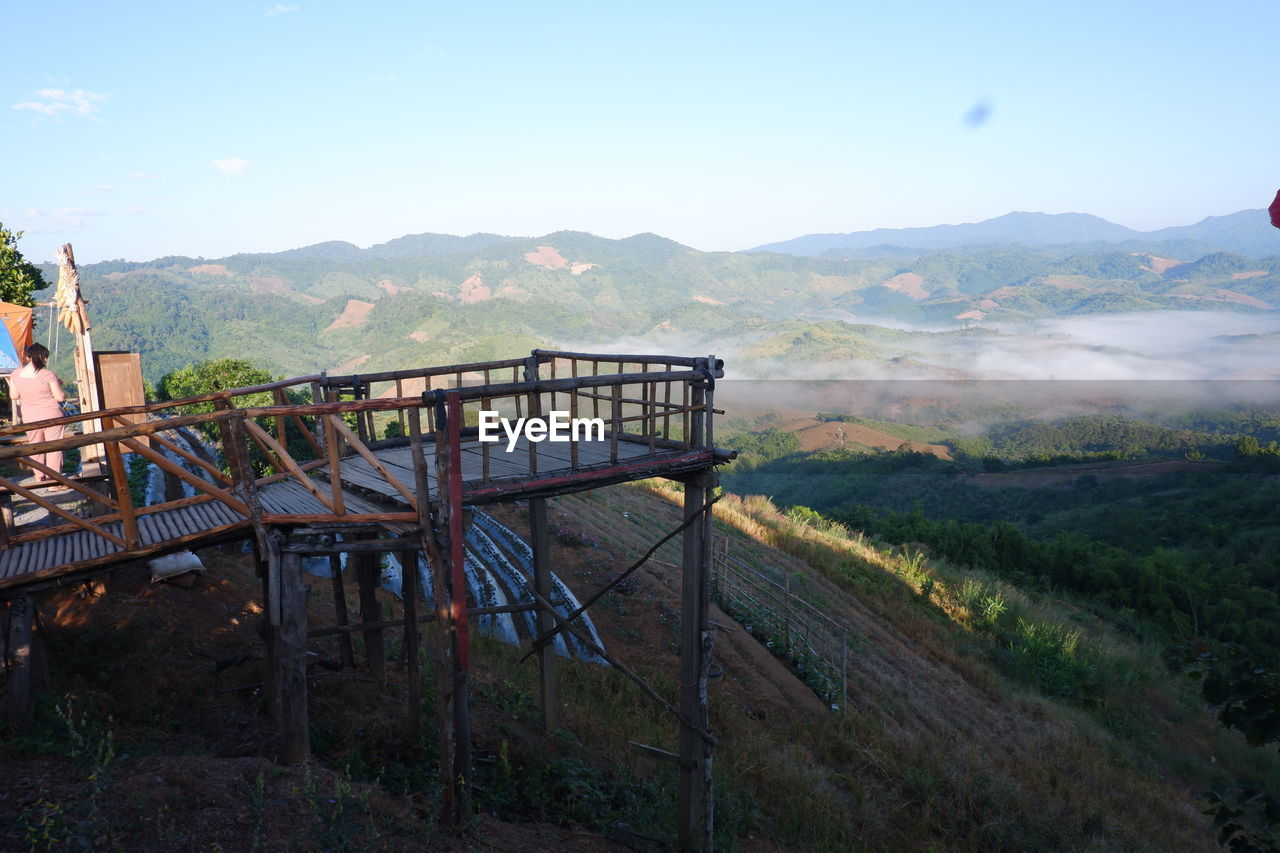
[751,209,1280,258]
[57,222,1279,385]
[250,232,520,262]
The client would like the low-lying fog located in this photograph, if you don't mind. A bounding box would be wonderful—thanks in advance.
[560,310,1280,424]
[565,311,1280,381]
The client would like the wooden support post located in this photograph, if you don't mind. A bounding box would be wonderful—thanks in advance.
[259,564,282,725]
[840,621,849,713]
[0,490,12,549]
[276,540,310,764]
[355,552,386,687]
[410,404,461,819]
[397,549,422,742]
[678,469,715,852]
[101,419,139,549]
[328,554,355,669]
[431,391,472,827]
[5,594,35,734]
[529,496,557,732]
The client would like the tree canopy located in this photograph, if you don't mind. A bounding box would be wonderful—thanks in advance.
[158,358,275,405]
[0,224,49,307]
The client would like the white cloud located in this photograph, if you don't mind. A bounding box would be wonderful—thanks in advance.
[211,157,253,176]
[264,3,299,15]
[12,88,106,120]
[130,172,159,180]
[6,207,104,233]
[91,185,115,194]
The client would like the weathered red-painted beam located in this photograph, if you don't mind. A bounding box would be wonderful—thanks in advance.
[462,450,718,503]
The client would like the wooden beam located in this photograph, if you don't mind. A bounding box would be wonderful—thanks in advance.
[0,475,126,549]
[429,392,473,828]
[278,544,310,764]
[304,600,559,638]
[328,554,355,669]
[329,416,418,509]
[678,468,715,852]
[397,549,422,742]
[244,420,336,513]
[119,434,250,517]
[529,497,557,732]
[354,552,386,687]
[5,594,34,734]
[102,435,139,549]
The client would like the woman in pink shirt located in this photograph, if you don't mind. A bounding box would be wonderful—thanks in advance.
[8,343,68,487]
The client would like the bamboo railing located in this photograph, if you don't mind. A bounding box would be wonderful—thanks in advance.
[0,350,725,564]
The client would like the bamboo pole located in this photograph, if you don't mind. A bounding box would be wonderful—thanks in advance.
[5,594,34,733]
[678,469,714,851]
[398,548,422,742]
[329,554,355,668]
[435,391,473,826]
[276,537,310,763]
[355,552,386,687]
[102,425,139,549]
[323,413,346,515]
[327,417,417,508]
[529,497,557,732]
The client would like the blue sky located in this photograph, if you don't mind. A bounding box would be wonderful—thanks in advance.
[3,1,1277,263]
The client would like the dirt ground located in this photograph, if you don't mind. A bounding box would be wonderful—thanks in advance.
[0,493,826,851]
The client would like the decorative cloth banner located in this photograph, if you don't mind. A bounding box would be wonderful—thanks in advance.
[0,301,33,373]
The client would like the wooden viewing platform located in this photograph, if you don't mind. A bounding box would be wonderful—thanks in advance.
[0,349,729,850]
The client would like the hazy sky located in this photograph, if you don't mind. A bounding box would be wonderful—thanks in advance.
[4,1,1277,264]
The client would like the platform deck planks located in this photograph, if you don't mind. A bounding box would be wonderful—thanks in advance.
[0,434,704,595]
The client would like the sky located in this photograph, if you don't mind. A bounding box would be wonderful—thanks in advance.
[3,0,1277,264]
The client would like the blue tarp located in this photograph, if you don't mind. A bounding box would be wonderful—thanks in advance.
[0,331,19,373]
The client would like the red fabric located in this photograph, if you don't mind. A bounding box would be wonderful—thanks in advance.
[0,301,33,362]
[1270,189,1280,230]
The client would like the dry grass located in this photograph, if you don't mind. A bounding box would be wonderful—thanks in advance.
[6,481,1278,851]
[532,480,1280,851]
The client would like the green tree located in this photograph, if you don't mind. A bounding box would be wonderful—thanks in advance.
[1184,643,1280,852]
[157,358,316,475]
[158,358,275,405]
[0,223,50,307]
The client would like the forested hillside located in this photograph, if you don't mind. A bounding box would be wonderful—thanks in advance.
[39,230,1280,384]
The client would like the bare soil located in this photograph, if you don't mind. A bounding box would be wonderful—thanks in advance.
[324,299,376,332]
[775,417,952,459]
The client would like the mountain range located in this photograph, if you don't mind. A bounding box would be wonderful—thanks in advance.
[35,209,1280,384]
[750,209,1280,258]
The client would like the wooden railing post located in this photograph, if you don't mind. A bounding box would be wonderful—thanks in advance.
[610,383,622,463]
[351,377,369,444]
[101,416,139,549]
[691,356,711,450]
[431,391,473,827]
[272,388,288,446]
[524,356,541,476]
[678,469,716,852]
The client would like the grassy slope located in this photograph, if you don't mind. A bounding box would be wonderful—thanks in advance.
[3,482,1274,851]
[503,483,1278,851]
[700,483,1280,849]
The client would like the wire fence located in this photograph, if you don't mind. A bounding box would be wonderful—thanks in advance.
[710,548,849,710]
